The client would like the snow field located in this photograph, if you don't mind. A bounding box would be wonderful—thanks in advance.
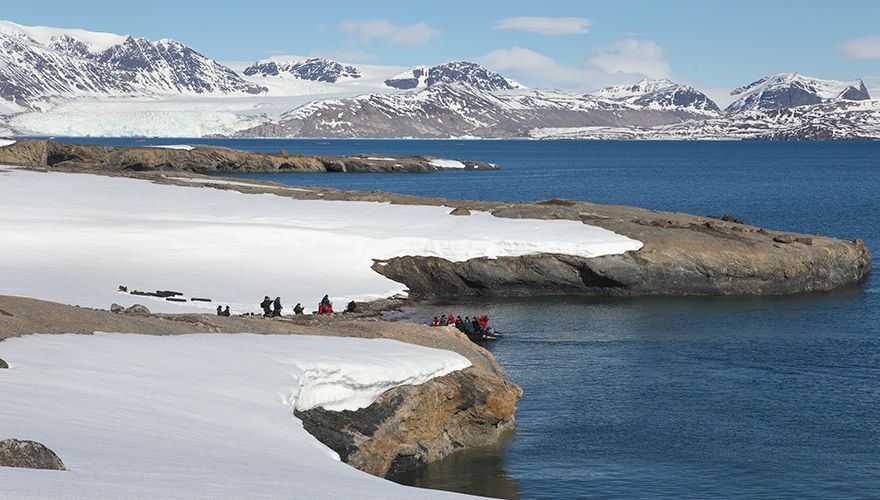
[0,170,642,314]
[0,333,471,499]
[429,158,467,169]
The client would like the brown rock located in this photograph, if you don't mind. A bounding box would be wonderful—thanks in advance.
[795,237,814,246]
[296,368,521,478]
[537,198,577,206]
[124,304,150,315]
[721,214,744,224]
[0,358,7,369]
[449,207,471,216]
[773,234,797,244]
[0,439,66,470]
[110,303,124,313]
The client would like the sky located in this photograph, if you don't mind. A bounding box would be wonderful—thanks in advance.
[3,0,880,103]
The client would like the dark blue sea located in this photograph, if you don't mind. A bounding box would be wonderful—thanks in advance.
[58,138,880,499]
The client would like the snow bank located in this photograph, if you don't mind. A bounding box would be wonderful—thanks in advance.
[0,170,642,314]
[166,176,314,191]
[0,333,470,499]
[429,158,467,169]
[0,138,16,147]
[151,144,194,151]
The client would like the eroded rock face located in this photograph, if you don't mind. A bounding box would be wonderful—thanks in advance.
[0,439,66,470]
[0,357,7,369]
[296,368,521,478]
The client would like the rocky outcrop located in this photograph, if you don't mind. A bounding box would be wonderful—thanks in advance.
[0,140,498,174]
[296,366,521,478]
[363,197,870,297]
[124,304,150,314]
[0,439,66,470]
[0,357,7,368]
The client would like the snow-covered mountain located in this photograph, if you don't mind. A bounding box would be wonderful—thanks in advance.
[239,84,699,138]
[725,73,870,114]
[243,57,361,82]
[384,61,523,91]
[532,99,880,140]
[592,79,720,114]
[0,19,876,140]
[0,20,264,108]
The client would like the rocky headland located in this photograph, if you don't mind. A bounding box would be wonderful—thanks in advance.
[126,171,872,297]
[0,295,520,478]
[0,139,497,173]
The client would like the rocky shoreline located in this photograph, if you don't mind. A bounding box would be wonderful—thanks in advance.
[0,295,520,480]
[135,171,872,297]
[0,139,497,173]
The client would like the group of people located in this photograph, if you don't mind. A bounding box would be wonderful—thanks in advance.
[214,294,344,318]
[431,313,500,340]
[260,296,284,317]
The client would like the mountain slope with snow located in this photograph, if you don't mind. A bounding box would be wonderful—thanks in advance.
[725,73,870,113]
[0,20,264,108]
[244,57,362,82]
[592,79,720,114]
[241,84,701,138]
[385,61,523,91]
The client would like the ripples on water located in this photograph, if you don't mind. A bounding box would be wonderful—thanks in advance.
[58,138,880,498]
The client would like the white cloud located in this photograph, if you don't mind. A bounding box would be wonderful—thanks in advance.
[340,19,439,47]
[587,39,671,79]
[476,47,595,86]
[477,40,673,91]
[839,34,880,59]
[493,17,591,36]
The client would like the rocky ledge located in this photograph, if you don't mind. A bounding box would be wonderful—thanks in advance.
[297,363,520,478]
[135,173,870,297]
[0,139,497,173]
[0,295,520,479]
[374,202,870,296]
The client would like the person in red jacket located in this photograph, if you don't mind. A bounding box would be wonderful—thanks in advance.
[432,316,439,327]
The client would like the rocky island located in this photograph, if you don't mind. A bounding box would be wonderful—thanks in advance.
[0,139,497,173]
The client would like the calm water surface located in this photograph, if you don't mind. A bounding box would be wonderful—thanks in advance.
[58,138,880,499]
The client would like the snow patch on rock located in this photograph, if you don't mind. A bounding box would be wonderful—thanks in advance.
[0,332,470,498]
[0,170,643,314]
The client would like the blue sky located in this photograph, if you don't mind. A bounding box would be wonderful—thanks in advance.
[4,0,879,98]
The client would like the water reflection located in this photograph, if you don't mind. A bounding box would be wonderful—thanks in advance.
[389,431,521,499]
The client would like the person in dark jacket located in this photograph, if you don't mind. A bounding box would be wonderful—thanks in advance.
[260,296,272,317]
[321,295,331,307]
[464,319,475,335]
[472,317,482,336]
[217,305,223,316]
[293,303,305,315]
[439,315,448,326]
[222,306,231,317]
[272,297,282,317]
[455,316,464,330]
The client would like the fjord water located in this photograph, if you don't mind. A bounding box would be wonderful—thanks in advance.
[63,138,879,498]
